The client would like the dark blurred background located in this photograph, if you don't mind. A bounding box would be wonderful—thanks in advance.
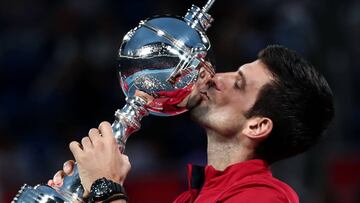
[1,0,360,202]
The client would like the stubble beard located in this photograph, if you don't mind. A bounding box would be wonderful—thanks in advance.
[188,98,210,127]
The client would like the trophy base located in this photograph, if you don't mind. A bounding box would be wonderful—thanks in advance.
[12,184,85,203]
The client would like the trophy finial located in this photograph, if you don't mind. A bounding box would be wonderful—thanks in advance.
[184,0,216,31]
[202,0,216,13]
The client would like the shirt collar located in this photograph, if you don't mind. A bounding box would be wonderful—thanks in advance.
[187,159,271,191]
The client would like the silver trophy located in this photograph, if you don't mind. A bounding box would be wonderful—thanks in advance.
[12,0,216,202]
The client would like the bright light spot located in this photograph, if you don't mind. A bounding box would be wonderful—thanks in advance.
[157,30,165,36]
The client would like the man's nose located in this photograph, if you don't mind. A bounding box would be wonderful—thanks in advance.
[211,72,226,82]
[205,72,230,91]
[212,71,235,81]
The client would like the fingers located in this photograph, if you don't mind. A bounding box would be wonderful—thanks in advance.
[69,141,83,161]
[81,137,92,150]
[98,121,117,147]
[98,121,113,138]
[69,122,131,191]
[48,170,65,187]
[53,170,65,185]
[134,90,154,103]
[89,128,101,144]
[70,121,115,161]
[70,122,112,157]
[48,159,75,187]
[63,160,75,175]
[48,179,55,187]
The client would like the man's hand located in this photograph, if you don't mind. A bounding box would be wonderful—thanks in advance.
[69,121,131,194]
[48,160,75,187]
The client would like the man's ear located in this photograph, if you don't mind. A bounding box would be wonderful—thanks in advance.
[242,117,273,141]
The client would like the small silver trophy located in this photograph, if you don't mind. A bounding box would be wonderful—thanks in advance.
[12,0,216,202]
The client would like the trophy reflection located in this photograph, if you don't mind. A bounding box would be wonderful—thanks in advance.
[12,0,216,202]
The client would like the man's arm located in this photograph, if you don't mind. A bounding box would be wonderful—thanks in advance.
[49,159,129,203]
[49,121,131,202]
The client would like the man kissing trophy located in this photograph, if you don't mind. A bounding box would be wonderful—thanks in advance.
[12,0,216,202]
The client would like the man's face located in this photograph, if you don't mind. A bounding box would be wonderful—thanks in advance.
[188,60,273,136]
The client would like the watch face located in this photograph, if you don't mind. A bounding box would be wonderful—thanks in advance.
[92,178,113,199]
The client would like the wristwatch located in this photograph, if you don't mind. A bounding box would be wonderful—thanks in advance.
[88,177,128,203]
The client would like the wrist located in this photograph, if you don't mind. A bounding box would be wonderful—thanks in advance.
[103,193,128,203]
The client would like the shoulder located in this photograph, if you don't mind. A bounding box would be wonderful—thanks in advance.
[218,176,299,203]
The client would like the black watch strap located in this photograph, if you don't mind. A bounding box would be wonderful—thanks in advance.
[88,178,127,203]
[103,194,128,203]
[110,181,126,195]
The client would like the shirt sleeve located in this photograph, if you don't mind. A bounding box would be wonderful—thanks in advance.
[220,186,289,203]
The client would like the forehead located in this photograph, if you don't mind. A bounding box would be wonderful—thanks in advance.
[238,60,272,87]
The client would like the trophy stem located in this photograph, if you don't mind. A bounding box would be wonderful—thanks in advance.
[112,96,149,152]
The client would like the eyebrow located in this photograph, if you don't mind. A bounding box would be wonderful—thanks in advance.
[237,69,247,89]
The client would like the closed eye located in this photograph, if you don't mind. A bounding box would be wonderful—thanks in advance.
[236,70,246,90]
[235,79,242,89]
[199,69,206,78]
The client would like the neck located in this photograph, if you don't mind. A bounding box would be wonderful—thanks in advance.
[206,129,254,171]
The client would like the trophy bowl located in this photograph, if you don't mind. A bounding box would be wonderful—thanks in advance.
[118,14,214,116]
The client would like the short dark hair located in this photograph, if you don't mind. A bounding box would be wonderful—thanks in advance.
[245,45,334,164]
